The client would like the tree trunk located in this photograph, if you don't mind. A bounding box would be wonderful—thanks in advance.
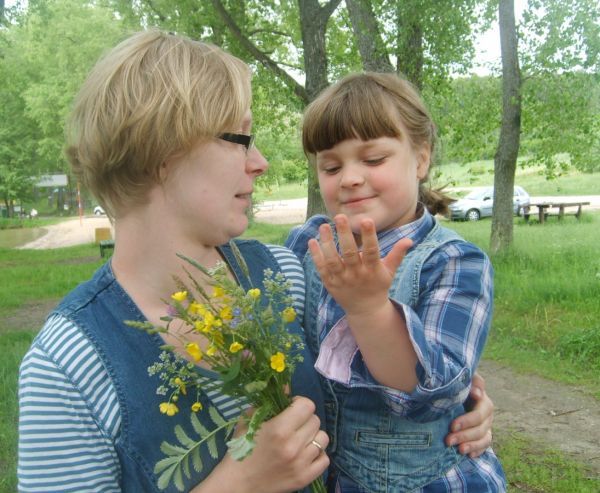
[396,4,424,90]
[345,0,394,73]
[491,0,521,254]
[298,0,341,218]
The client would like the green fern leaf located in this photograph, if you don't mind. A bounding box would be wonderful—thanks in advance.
[174,464,185,492]
[154,455,180,474]
[208,406,226,427]
[157,463,178,490]
[182,454,191,480]
[191,443,203,473]
[174,424,196,448]
[160,441,189,456]
[207,434,219,459]
[190,411,210,436]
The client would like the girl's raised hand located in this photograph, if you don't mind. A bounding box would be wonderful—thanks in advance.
[308,214,412,317]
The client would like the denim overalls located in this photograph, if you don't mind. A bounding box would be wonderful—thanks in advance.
[303,222,468,492]
[53,239,325,492]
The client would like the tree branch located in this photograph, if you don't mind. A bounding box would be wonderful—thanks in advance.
[211,0,308,104]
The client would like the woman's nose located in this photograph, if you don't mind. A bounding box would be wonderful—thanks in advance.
[246,146,269,176]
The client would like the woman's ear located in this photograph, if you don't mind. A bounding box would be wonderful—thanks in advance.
[416,146,431,180]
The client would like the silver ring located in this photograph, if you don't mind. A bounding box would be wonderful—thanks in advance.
[310,439,324,453]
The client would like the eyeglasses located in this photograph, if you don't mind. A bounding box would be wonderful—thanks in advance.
[218,132,255,152]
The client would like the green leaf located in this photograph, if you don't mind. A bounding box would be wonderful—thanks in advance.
[226,432,256,460]
[154,455,180,474]
[221,356,241,383]
[190,411,210,436]
[160,441,189,456]
[182,454,191,480]
[157,463,178,491]
[174,425,196,448]
[174,464,185,492]
[191,444,203,473]
[208,406,227,427]
[244,380,268,393]
[207,434,219,460]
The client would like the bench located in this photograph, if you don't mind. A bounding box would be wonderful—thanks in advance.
[520,201,590,223]
[99,239,115,257]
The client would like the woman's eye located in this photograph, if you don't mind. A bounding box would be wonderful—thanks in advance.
[322,166,341,175]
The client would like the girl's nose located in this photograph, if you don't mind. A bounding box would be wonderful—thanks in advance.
[340,165,365,187]
[246,146,269,177]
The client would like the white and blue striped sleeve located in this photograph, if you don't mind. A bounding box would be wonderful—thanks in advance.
[18,315,121,493]
[267,244,306,321]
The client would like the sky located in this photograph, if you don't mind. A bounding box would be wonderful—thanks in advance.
[472,0,528,75]
[5,0,528,76]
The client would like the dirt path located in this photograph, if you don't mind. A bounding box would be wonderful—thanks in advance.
[479,360,600,477]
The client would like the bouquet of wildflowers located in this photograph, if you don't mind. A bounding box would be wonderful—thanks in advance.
[128,249,326,493]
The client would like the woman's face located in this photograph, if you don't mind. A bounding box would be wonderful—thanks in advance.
[159,111,268,246]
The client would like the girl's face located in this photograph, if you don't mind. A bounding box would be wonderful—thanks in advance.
[316,125,430,236]
[159,111,268,246]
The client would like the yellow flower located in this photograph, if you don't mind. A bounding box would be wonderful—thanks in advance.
[270,352,286,373]
[282,307,296,323]
[191,402,203,412]
[247,288,261,299]
[159,402,179,416]
[171,291,188,302]
[174,377,187,395]
[189,302,207,315]
[203,312,222,331]
[194,320,205,332]
[186,342,203,362]
[229,342,244,353]
[213,286,226,298]
[219,305,233,321]
[206,345,218,356]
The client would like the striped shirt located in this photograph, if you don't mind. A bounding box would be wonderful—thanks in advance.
[18,245,305,493]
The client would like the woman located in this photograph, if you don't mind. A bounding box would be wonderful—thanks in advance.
[18,30,493,493]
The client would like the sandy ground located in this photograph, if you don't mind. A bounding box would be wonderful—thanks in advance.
[17,200,308,250]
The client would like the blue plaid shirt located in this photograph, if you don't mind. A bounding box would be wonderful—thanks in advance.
[286,208,506,492]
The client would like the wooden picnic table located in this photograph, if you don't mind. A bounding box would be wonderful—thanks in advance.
[520,201,590,223]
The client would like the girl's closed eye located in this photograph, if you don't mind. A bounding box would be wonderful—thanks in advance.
[363,156,386,166]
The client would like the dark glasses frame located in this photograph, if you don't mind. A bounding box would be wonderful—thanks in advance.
[218,132,255,152]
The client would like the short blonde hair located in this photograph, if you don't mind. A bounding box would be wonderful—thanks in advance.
[66,29,251,217]
[303,72,452,215]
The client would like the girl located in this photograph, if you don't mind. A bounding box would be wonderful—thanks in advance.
[287,72,506,492]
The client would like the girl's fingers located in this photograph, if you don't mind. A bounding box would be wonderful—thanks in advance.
[317,223,344,274]
[358,219,381,265]
[333,215,360,266]
[382,238,412,273]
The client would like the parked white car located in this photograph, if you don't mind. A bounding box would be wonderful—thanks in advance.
[93,205,106,216]
[448,186,530,221]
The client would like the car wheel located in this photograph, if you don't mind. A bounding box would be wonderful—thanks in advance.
[466,209,480,221]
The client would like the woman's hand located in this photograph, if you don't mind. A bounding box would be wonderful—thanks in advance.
[446,372,494,458]
[195,396,329,493]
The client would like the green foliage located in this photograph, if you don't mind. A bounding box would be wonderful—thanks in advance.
[155,411,231,492]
